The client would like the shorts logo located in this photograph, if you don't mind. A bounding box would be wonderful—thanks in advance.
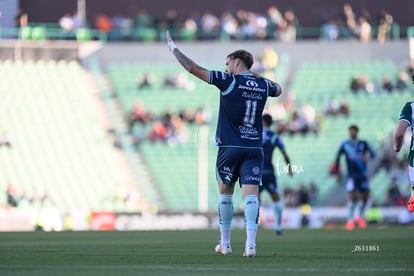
[252,166,260,175]
[220,166,233,182]
[244,175,261,182]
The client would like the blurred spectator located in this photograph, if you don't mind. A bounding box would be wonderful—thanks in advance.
[386,177,406,206]
[381,74,393,92]
[163,72,195,91]
[301,103,319,134]
[96,13,112,33]
[408,59,414,76]
[376,10,393,43]
[71,12,81,30]
[287,110,306,135]
[321,18,339,41]
[136,9,152,28]
[357,16,371,42]
[59,13,74,32]
[396,71,409,91]
[137,71,155,90]
[340,3,357,39]
[266,6,283,39]
[200,11,220,40]
[148,120,168,142]
[128,101,151,132]
[194,106,212,125]
[180,17,198,40]
[237,9,255,40]
[262,46,279,71]
[110,14,125,40]
[167,115,190,145]
[179,108,195,124]
[350,74,374,93]
[6,183,20,208]
[221,12,239,40]
[15,8,28,28]
[165,9,178,32]
[350,76,360,92]
[0,130,12,148]
[359,74,374,93]
[325,98,349,116]
[279,10,298,42]
[254,12,268,39]
[297,184,310,206]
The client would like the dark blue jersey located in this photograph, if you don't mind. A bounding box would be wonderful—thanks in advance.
[335,139,375,179]
[262,127,285,174]
[209,71,280,148]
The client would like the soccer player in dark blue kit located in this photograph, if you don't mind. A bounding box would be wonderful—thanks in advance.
[261,114,292,235]
[166,31,282,256]
[335,125,375,230]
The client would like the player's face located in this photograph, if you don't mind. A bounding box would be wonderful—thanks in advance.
[349,128,358,140]
[225,57,237,74]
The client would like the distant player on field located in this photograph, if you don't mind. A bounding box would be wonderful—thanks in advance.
[166,31,282,256]
[335,125,375,230]
[261,113,292,235]
[393,72,414,212]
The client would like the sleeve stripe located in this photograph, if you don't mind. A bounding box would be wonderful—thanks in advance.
[221,76,235,96]
[399,118,412,126]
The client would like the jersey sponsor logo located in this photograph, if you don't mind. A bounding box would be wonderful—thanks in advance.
[239,126,259,140]
[237,83,266,93]
[241,91,263,100]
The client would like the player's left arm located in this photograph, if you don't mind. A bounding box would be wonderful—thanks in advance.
[166,31,210,83]
[394,120,409,152]
[281,150,293,177]
[250,71,282,97]
[275,135,293,177]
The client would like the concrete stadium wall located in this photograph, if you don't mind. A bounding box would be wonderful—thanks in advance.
[0,40,409,72]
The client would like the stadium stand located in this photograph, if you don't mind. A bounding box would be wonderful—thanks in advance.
[107,58,413,211]
[0,60,142,213]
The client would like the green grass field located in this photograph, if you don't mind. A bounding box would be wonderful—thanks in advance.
[0,227,413,276]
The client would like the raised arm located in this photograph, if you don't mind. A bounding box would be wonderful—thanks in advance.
[250,71,282,97]
[166,31,210,83]
[394,120,409,152]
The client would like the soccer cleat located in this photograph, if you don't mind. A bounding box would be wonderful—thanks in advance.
[275,229,284,236]
[408,196,414,212]
[356,217,367,229]
[344,220,355,231]
[215,243,232,255]
[243,245,256,257]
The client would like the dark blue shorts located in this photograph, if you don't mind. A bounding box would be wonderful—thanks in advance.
[346,177,370,193]
[259,173,278,194]
[216,147,263,186]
